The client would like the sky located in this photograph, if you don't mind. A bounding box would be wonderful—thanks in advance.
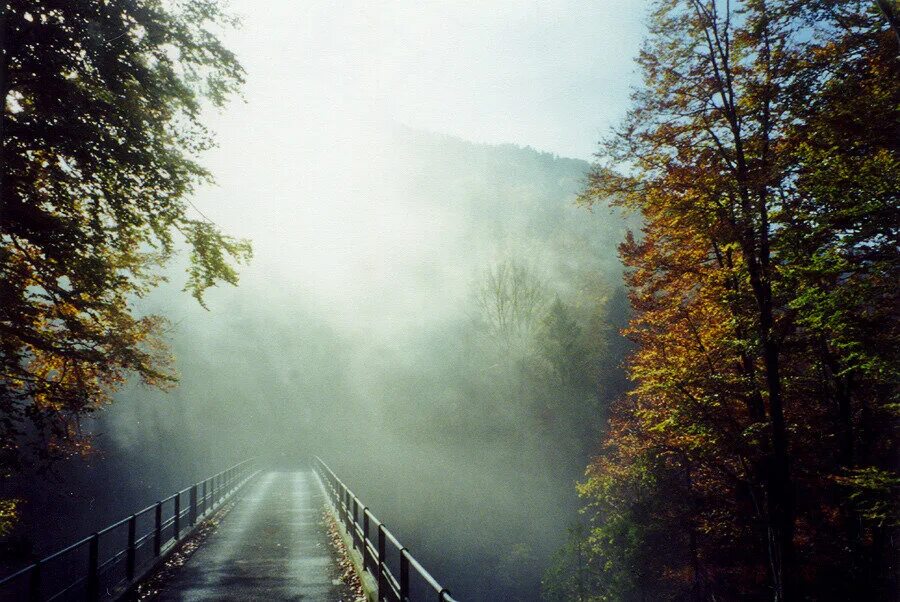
[215,0,647,161]
[170,0,649,330]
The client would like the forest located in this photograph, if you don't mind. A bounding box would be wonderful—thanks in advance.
[1,1,898,601]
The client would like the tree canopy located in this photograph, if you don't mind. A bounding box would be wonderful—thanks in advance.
[571,0,899,599]
[0,0,249,479]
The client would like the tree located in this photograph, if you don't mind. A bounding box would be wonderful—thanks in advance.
[577,1,898,599]
[539,297,590,389]
[0,0,249,481]
[541,523,603,602]
[474,258,548,363]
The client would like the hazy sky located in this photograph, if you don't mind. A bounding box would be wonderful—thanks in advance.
[174,0,648,329]
[217,0,648,160]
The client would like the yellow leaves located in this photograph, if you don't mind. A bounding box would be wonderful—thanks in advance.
[0,499,21,537]
[7,266,177,464]
[321,509,367,601]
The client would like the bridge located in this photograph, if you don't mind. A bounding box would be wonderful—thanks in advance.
[0,458,457,601]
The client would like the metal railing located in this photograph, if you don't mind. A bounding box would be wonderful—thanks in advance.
[314,457,457,602]
[0,458,258,601]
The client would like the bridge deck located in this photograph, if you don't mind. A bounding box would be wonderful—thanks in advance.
[154,470,356,601]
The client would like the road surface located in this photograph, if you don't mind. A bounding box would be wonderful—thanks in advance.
[154,470,356,601]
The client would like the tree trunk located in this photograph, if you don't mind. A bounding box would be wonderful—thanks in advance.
[763,339,794,601]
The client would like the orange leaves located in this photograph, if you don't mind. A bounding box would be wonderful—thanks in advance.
[575,2,898,598]
[5,252,177,465]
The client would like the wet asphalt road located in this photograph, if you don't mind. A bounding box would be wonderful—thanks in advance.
[156,470,355,601]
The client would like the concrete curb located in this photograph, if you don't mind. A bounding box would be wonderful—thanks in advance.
[314,471,378,602]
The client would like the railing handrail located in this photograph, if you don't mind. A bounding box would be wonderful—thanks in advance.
[314,456,458,602]
[0,458,258,601]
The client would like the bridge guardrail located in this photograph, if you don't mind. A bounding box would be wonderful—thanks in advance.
[0,458,258,601]
[314,457,457,602]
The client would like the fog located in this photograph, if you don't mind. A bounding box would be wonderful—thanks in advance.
[6,2,647,599]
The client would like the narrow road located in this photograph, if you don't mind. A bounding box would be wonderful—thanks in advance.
[155,470,356,601]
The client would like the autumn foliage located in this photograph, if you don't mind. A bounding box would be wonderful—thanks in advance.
[574,1,898,600]
[0,2,249,480]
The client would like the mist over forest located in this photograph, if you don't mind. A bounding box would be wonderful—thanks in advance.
[3,1,896,601]
[6,127,633,600]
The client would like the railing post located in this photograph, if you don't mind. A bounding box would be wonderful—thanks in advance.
[400,548,410,601]
[350,496,359,549]
[87,533,99,601]
[344,489,352,533]
[377,524,387,599]
[346,490,353,533]
[154,501,162,556]
[362,509,370,573]
[174,494,181,540]
[28,561,40,602]
[190,485,198,526]
[126,514,137,581]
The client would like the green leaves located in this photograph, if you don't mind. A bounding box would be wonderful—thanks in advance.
[1,0,249,472]
[572,1,899,599]
[182,219,252,307]
[833,467,900,527]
